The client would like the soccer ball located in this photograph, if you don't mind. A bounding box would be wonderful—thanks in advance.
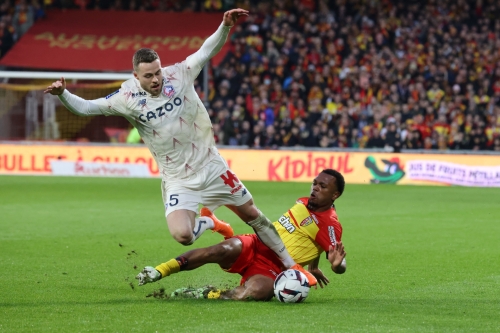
[273,269,310,303]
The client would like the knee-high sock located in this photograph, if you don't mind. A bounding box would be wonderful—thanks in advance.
[246,211,296,268]
[156,259,180,278]
[155,256,188,278]
[192,216,215,241]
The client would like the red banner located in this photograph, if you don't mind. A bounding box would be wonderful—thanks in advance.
[0,10,229,71]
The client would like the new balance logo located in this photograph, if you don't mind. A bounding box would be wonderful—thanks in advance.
[193,220,207,236]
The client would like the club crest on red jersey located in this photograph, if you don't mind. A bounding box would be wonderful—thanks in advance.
[163,85,175,98]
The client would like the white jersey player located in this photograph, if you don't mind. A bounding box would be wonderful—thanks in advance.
[44,9,317,286]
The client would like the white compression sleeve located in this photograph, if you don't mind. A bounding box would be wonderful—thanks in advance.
[186,23,231,76]
[58,89,106,116]
[247,211,296,268]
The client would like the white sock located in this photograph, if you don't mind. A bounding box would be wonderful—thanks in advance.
[192,216,215,241]
[247,211,296,268]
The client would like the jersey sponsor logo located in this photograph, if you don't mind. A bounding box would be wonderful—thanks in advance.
[105,90,120,99]
[300,216,313,227]
[278,215,295,233]
[138,97,182,122]
[230,184,242,194]
[163,85,175,98]
[132,91,146,98]
[328,226,336,244]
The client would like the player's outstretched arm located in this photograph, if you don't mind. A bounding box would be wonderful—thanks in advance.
[44,77,107,117]
[44,76,67,95]
[328,242,347,274]
[185,8,248,76]
[307,256,329,289]
[222,8,249,27]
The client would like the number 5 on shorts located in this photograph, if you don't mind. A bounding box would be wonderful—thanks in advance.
[169,194,179,207]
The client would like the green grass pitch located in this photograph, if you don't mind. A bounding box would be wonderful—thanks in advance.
[0,175,499,332]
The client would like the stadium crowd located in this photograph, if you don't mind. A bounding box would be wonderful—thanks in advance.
[2,0,500,151]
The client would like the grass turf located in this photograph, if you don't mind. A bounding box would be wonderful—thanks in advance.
[0,175,499,332]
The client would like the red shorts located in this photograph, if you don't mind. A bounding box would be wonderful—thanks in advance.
[224,234,285,285]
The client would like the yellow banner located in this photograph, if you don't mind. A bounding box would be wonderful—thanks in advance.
[1,144,500,186]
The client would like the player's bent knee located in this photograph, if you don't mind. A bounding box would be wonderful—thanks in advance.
[171,232,194,246]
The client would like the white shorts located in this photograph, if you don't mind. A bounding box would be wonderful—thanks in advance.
[161,156,253,217]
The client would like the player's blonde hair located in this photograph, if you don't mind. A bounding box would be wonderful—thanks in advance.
[133,48,159,71]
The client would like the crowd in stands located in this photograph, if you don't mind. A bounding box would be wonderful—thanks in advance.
[205,0,500,151]
[0,0,44,58]
[2,0,500,151]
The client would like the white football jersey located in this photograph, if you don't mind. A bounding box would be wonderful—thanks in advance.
[58,23,231,180]
[101,62,219,180]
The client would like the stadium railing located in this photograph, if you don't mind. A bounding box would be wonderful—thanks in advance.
[0,71,132,141]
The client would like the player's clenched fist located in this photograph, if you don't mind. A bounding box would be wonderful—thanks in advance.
[222,8,248,27]
[44,77,66,95]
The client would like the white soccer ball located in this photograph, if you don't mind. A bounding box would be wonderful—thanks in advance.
[273,269,310,303]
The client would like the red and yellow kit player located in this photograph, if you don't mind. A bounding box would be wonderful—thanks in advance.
[225,196,343,287]
[136,169,347,301]
[275,197,342,266]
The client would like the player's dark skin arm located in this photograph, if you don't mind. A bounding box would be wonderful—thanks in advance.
[307,256,327,289]
[308,241,347,288]
[329,242,347,274]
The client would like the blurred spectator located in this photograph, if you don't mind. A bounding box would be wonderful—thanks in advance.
[13,0,34,38]
[259,124,281,148]
[237,120,252,146]
[223,109,243,145]
[383,121,402,152]
[402,130,422,150]
[366,128,384,149]
[493,137,500,151]
[470,127,488,150]
[32,0,44,20]
[0,19,14,58]
[302,124,321,147]
[283,126,301,147]
[204,0,222,12]
[449,132,467,150]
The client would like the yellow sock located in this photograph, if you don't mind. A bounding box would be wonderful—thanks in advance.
[207,289,222,299]
[155,259,180,278]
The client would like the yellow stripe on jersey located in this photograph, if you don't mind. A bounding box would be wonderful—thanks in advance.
[273,203,323,265]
